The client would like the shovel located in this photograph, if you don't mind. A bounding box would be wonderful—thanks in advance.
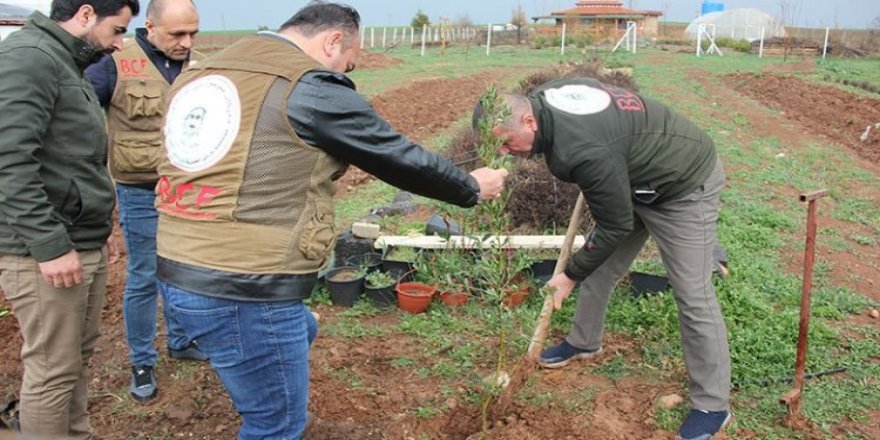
[489,192,586,418]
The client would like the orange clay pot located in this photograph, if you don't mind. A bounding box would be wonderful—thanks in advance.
[396,282,436,314]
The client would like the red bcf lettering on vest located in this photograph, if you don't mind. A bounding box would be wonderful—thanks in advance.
[119,58,150,76]
[156,176,222,220]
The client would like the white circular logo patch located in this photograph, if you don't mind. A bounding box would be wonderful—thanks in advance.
[543,84,612,115]
[164,74,241,172]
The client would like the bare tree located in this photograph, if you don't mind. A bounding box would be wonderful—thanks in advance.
[659,1,672,38]
[512,3,528,45]
[778,0,801,61]
[866,16,880,53]
[661,1,671,20]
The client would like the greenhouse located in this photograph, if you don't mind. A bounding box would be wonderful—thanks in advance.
[685,8,786,42]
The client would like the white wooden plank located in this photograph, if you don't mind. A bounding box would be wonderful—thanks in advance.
[373,235,585,250]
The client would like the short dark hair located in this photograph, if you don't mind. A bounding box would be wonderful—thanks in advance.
[279,1,360,38]
[51,0,141,21]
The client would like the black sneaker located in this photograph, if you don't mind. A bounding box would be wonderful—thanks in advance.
[168,340,209,361]
[130,365,158,403]
[0,398,20,431]
[538,340,602,368]
[678,409,731,440]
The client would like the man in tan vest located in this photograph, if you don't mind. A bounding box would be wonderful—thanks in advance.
[156,1,508,438]
[85,0,206,404]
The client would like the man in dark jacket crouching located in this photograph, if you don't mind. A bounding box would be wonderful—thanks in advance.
[477,77,731,440]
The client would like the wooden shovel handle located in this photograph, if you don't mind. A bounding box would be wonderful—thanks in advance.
[526,192,586,360]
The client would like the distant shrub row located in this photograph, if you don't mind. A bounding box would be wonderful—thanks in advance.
[531,34,596,50]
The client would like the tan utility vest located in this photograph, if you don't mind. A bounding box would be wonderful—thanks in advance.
[156,35,345,276]
[107,42,204,183]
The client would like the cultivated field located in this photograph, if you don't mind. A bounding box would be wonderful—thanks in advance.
[1,38,878,439]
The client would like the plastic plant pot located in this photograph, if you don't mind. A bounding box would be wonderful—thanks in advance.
[528,259,557,283]
[325,266,364,307]
[364,272,397,308]
[344,252,383,274]
[381,246,418,282]
[628,272,670,298]
[438,290,470,307]
[395,281,436,314]
[501,284,530,308]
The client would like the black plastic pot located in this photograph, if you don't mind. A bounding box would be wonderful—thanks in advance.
[628,272,670,298]
[381,247,417,282]
[528,259,557,283]
[364,282,397,308]
[344,252,382,273]
[325,266,364,307]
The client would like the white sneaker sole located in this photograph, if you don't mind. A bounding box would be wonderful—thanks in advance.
[538,347,603,369]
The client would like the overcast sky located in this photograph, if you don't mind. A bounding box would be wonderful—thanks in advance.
[6,0,868,31]
[136,0,874,31]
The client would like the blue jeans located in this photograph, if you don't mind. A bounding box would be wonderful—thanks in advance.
[160,281,318,440]
[117,184,190,366]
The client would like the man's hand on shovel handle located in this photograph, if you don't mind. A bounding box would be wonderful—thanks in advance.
[547,272,576,310]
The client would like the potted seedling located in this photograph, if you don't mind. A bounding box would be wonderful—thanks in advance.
[417,248,475,307]
[500,273,531,308]
[364,270,397,308]
[437,274,472,307]
[381,246,419,281]
[344,252,383,274]
[324,266,365,307]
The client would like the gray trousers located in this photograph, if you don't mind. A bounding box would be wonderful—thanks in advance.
[566,160,730,411]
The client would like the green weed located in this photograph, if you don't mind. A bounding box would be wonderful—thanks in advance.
[594,354,632,379]
[321,319,386,339]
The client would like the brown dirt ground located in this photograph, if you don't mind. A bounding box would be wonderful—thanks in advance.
[727,71,880,164]
[336,73,498,194]
[2,60,878,439]
[357,52,404,71]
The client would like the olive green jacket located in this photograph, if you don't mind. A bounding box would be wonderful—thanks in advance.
[0,12,114,261]
[529,77,717,280]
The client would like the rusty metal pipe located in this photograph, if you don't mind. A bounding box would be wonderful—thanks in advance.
[780,189,828,415]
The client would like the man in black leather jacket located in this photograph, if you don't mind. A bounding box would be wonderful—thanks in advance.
[155,2,507,438]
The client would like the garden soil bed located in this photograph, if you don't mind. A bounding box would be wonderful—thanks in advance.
[336,73,498,194]
[726,72,880,164]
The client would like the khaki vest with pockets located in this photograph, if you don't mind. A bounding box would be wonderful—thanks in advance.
[157,35,345,276]
[107,42,205,183]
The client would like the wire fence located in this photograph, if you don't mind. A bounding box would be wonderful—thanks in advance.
[193,23,879,59]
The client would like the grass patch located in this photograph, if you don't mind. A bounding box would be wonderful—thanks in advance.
[321,312,387,339]
[327,367,375,394]
[350,45,583,96]
[593,354,632,380]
